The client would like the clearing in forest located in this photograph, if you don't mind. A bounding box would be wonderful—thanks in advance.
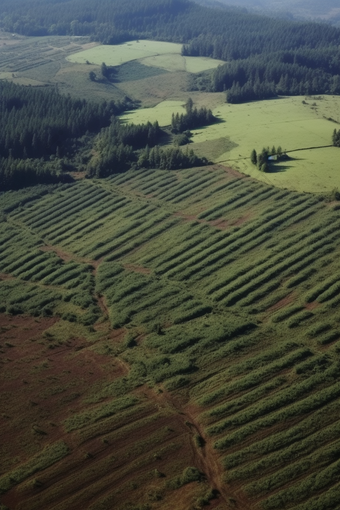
[67,39,225,73]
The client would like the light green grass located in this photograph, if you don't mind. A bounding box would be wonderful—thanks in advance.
[67,40,182,66]
[120,100,185,127]
[67,39,225,73]
[189,95,340,193]
[142,53,225,73]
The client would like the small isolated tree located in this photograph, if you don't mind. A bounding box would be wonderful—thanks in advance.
[250,149,257,165]
[185,97,194,114]
[101,62,108,78]
[89,71,96,81]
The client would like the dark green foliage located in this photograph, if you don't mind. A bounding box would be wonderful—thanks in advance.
[211,48,340,102]
[0,81,127,190]
[2,0,339,104]
[137,145,208,171]
[0,81,121,161]
[171,100,215,133]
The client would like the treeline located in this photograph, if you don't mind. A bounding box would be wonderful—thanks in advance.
[208,49,340,103]
[0,80,210,189]
[332,129,340,147]
[3,0,340,104]
[0,157,73,190]
[87,120,162,177]
[2,0,340,59]
[87,118,208,177]
[0,81,126,160]
[171,98,215,133]
[136,145,208,171]
[0,80,131,190]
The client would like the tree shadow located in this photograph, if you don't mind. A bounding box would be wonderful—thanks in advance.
[268,155,305,173]
[268,164,293,173]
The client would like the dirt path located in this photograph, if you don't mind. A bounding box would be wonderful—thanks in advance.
[138,385,250,509]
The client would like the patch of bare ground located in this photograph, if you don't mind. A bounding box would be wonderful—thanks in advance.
[0,272,15,280]
[305,301,320,311]
[210,212,253,230]
[69,171,87,180]
[265,293,296,314]
[134,385,249,510]
[219,165,247,180]
[0,314,231,509]
[39,245,92,266]
[124,263,152,275]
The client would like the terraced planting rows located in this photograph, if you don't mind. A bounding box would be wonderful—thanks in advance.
[2,165,340,509]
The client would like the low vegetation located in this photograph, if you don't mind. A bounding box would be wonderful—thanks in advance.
[2,161,340,508]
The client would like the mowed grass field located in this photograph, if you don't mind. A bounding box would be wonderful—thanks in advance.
[66,39,225,73]
[2,166,340,509]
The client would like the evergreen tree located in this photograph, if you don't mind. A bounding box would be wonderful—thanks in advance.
[251,149,257,165]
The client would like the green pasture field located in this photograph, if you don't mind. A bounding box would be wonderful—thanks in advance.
[189,95,340,193]
[67,39,225,73]
[120,100,185,127]
[118,94,340,193]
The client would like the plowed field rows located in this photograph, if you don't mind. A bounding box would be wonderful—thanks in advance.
[1,165,340,510]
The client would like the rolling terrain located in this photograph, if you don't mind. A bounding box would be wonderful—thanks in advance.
[2,3,340,508]
[2,164,340,509]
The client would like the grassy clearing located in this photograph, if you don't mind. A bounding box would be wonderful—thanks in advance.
[120,100,185,127]
[189,95,340,193]
[67,39,224,73]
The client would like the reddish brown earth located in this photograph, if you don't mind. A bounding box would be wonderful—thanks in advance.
[0,313,246,510]
[265,293,296,314]
[39,245,91,265]
[219,165,248,180]
[123,263,152,275]
[0,272,15,280]
[305,301,320,311]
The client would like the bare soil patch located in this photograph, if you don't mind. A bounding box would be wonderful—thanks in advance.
[124,263,152,275]
[39,245,92,266]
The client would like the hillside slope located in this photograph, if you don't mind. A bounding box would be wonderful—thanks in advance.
[1,166,340,509]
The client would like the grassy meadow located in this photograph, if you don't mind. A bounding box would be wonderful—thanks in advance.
[121,94,340,193]
[193,95,340,192]
[66,39,225,73]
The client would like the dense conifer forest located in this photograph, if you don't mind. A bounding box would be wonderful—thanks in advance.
[2,0,340,102]
[0,78,209,189]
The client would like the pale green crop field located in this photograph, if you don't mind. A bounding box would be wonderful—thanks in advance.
[67,39,224,73]
[142,54,225,73]
[189,95,340,193]
[120,100,185,127]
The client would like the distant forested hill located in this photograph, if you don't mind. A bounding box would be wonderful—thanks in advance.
[2,0,340,102]
[1,0,340,54]
[201,0,340,25]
